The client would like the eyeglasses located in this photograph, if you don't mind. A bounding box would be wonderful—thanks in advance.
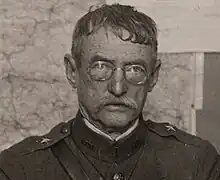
[87,61,150,85]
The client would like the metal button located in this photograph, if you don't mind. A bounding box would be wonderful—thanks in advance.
[60,126,68,134]
[114,161,118,166]
[113,173,124,180]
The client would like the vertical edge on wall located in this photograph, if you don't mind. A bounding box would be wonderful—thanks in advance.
[189,53,197,135]
[195,52,204,110]
[190,52,204,135]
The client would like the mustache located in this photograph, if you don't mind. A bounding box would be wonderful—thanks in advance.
[96,96,137,112]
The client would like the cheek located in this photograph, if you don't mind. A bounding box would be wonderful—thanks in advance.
[78,78,108,103]
[88,82,108,99]
[134,87,148,104]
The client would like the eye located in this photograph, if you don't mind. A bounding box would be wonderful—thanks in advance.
[126,65,146,73]
[89,61,113,81]
[91,61,112,71]
[125,65,147,84]
[93,62,106,69]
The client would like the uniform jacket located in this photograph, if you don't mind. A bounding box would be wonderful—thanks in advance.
[0,111,220,180]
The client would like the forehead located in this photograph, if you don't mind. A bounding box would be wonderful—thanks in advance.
[81,28,153,65]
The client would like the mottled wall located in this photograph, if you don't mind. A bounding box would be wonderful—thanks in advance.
[145,53,195,132]
[0,0,106,151]
[0,0,196,151]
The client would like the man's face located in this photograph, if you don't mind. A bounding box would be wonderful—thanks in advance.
[72,28,158,129]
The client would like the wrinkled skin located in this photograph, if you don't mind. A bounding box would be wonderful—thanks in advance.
[64,28,161,134]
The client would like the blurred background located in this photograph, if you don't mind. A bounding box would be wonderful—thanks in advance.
[0,0,220,152]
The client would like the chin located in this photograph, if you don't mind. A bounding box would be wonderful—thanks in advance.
[97,110,136,128]
[104,119,130,128]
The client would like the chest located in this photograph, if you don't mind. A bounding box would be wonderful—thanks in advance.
[23,147,197,180]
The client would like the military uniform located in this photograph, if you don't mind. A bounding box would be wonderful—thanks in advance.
[0,111,220,180]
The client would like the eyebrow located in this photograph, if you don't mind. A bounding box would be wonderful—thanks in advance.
[90,55,112,64]
[90,55,148,69]
[124,59,148,69]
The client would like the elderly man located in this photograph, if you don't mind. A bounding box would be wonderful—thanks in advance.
[0,3,220,180]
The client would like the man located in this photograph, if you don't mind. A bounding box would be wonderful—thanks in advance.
[0,3,220,180]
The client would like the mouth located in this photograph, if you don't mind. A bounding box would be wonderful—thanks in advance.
[104,103,130,112]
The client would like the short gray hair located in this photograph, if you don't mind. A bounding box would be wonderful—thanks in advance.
[71,3,158,68]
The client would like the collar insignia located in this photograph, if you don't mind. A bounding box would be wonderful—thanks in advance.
[40,137,52,144]
[165,125,176,132]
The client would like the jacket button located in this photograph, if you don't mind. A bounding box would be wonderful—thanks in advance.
[60,127,68,134]
[113,173,125,180]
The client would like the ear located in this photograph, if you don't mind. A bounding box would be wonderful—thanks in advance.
[148,59,161,92]
[64,53,78,88]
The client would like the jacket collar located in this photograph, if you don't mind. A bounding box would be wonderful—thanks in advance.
[82,117,139,141]
[71,111,147,164]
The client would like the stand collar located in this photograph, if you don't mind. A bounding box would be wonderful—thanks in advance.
[82,117,139,141]
[71,111,147,164]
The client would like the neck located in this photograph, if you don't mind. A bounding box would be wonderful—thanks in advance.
[79,105,140,140]
[83,116,139,141]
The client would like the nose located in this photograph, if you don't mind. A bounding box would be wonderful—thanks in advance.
[108,68,128,97]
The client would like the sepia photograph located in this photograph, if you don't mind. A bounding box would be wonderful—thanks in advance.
[0,0,220,179]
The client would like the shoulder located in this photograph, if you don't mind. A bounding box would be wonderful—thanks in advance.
[143,120,220,178]
[0,118,74,179]
[144,120,217,152]
[0,118,73,160]
[144,120,219,167]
